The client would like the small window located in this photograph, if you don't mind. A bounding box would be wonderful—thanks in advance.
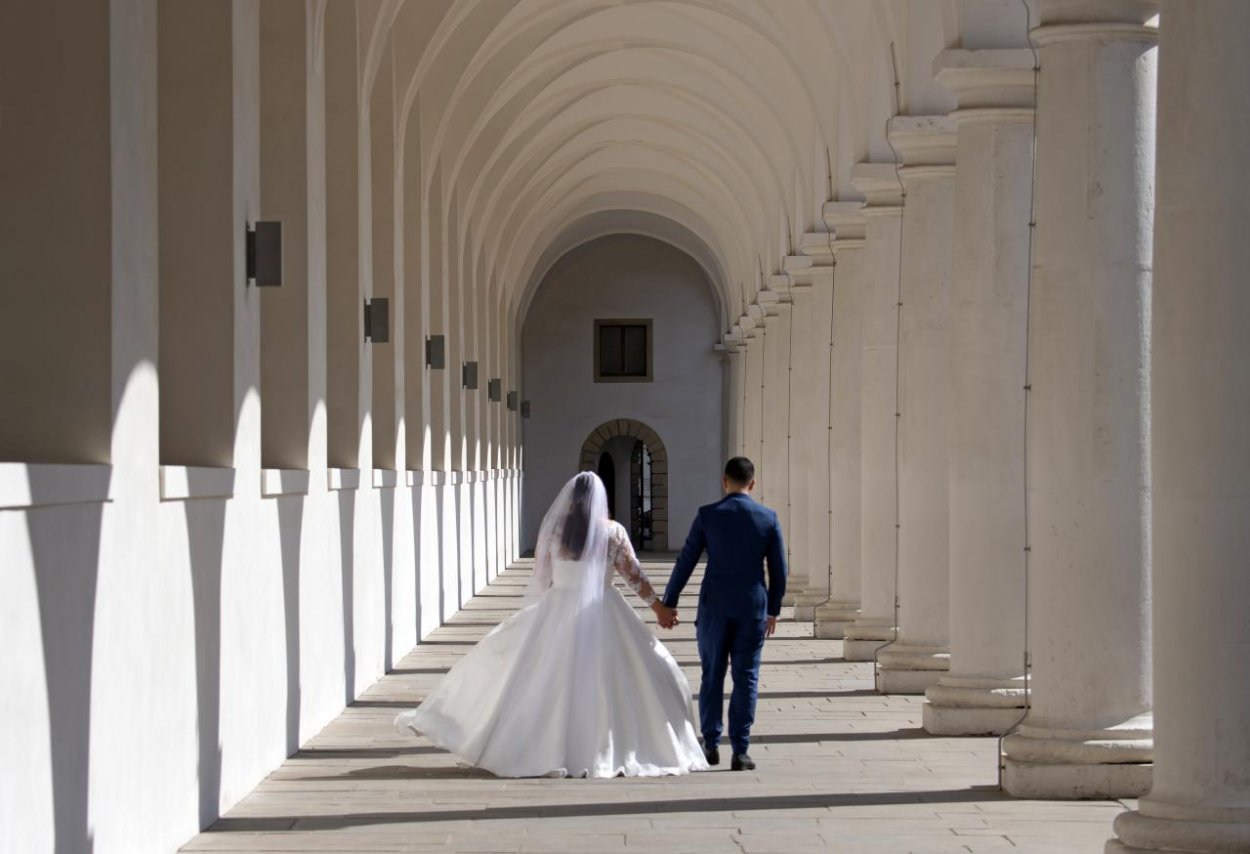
[595,319,653,382]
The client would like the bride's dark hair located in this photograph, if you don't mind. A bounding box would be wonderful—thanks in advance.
[561,472,598,556]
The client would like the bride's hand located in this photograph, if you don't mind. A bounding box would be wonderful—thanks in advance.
[650,601,679,629]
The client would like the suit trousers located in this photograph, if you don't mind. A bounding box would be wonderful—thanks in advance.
[695,612,765,755]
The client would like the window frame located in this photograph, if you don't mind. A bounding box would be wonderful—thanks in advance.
[593,318,654,383]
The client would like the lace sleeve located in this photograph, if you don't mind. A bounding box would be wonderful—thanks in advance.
[608,524,658,605]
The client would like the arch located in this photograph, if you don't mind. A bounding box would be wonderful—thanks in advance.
[596,451,616,520]
[579,418,668,549]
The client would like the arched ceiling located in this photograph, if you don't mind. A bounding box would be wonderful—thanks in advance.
[360,0,961,334]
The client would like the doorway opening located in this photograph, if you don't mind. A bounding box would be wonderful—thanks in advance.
[596,451,616,520]
[579,419,668,551]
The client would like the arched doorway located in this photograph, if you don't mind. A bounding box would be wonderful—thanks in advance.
[579,419,669,551]
[596,451,616,520]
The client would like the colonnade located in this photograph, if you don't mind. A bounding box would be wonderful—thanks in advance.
[0,4,523,850]
[728,2,1250,849]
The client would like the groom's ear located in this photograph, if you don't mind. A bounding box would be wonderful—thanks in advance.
[747,479,756,493]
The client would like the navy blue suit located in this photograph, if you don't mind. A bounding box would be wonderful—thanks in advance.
[662,492,787,755]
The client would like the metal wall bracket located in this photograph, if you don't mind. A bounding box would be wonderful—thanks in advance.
[426,335,446,369]
[246,221,283,286]
[364,298,389,343]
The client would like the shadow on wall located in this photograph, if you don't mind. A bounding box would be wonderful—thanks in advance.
[337,491,356,704]
[276,497,303,755]
[28,478,107,854]
[185,499,227,829]
[409,488,424,638]
[379,489,394,672]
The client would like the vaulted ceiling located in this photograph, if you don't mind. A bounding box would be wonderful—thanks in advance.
[353,0,975,330]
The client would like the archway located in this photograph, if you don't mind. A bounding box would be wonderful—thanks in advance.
[596,451,616,520]
[579,418,668,551]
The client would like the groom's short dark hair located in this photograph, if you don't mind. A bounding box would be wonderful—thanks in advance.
[724,456,754,486]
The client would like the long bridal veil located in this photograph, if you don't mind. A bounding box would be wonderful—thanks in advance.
[523,471,610,609]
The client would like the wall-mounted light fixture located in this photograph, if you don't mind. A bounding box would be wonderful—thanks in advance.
[363,298,389,343]
[488,378,502,402]
[462,361,479,390]
[246,221,283,286]
[520,400,531,419]
[506,391,518,411]
[426,335,446,369]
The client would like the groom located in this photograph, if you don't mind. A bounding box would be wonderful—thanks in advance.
[659,456,787,771]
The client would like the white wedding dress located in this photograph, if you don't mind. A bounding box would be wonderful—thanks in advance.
[395,473,707,778]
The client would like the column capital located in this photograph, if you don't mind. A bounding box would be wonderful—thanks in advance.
[756,282,792,315]
[782,250,826,288]
[739,310,760,337]
[851,162,903,211]
[1034,0,1158,46]
[935,49,1037,121]
[824,200,867,247]
[887,115,957,181]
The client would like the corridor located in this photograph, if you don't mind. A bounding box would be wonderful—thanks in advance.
[181,559,1126,853]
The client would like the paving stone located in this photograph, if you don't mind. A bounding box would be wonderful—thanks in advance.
[180,560,1125,853]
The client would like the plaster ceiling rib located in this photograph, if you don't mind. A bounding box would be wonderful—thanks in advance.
[440,13,810,315]
[514,207,731,328]
[377,0,905,335]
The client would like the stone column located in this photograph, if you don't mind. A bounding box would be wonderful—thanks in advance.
[875,117,957,695]
[787,252,832,622]
[1001,0,1157,799]
[757,288,790,537]
[814,204,867,639]
[1110,2,1250,850]
[924,50,1035,735]
[843,164,903,661]
[739,311,763,476]
[719,336,745,465]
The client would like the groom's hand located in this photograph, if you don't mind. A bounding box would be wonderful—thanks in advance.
[650,601,679,629]
[765,616,777,638]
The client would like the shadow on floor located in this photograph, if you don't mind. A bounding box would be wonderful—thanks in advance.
[750,728,931,744]
[205,786,1007,832]
[306,764,496,781]
[345,700,423,709]
[289,746,446,759]
[756,689,881,699]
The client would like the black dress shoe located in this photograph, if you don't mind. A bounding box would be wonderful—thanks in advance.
[702,744,720,766]
[731,752,756,771]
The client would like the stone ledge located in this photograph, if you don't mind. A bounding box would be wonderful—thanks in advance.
[261,468,310,497]
[327,468,361,491]
[161,465,235,501]
[0,462,114,509]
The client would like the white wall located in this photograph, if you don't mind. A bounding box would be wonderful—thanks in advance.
[521,234,724,552]
[0,4,519,853]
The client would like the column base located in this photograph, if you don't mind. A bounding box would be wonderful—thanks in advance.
[791,591,828,622]
[923,675,1027,736]
[1001,717,1153,799]
[876,644,950,695]
[1108,804,1250,853]
[842,618,895,661]
[813,600,860,639]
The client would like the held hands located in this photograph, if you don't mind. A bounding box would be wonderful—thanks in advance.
[650,601,680,629]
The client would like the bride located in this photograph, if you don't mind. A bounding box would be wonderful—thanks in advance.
[395,471,708,778]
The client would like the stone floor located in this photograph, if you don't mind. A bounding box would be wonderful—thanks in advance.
[181,559,1130,853]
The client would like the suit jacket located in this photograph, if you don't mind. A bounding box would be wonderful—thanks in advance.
[662,492,787,622]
